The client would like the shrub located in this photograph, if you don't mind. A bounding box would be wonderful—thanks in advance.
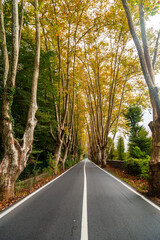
[65,155,79,168]
[131,146,145,159]
[124,157,150,179]
[46,152,60,174]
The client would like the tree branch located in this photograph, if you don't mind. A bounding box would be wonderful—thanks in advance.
[49,123,57,142]
[0,0,9,88]
[139,2,155,84]
[152,28,160,70]
[121,0,160,118]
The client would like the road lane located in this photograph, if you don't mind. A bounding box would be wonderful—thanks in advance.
[1,159,160,240]
[0,161,84,240]
[86,161,160,240]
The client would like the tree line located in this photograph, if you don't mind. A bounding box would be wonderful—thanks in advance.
[0,0,160,200]
[107,105,152,180]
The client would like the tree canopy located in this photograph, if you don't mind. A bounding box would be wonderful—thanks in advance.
[0,0,160,199]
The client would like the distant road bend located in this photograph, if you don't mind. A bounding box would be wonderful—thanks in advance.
[1,159,160,240]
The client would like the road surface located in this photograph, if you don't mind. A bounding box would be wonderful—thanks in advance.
[0,159,160,240]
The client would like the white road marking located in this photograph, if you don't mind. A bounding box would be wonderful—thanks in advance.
[91,161,160,212]
[0,162,80,219]
[81,160,88,240]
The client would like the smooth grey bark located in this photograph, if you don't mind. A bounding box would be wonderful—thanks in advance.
[121,0,160,196]
[0,0,9,87]
[121,0,160,117]
[152,29,160,70]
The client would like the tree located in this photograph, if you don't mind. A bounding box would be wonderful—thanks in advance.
[124,105,152,158]
[123,105,143,134]
[107,139,117,160]
[80,3,148,167]
[121,0,160,195]
[40,0,92,173]
[0,0,40,200]
[117,136,125,160]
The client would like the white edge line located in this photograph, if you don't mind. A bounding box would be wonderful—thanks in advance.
[81,160,88,240]
[91,160,160,212]
[0,162,80,219]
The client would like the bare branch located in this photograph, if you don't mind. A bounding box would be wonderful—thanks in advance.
[139,2,155,84]
[121,0,160,118]
[0,0,9,87]
[49,123,57,142]
[19,0,24,48]
[152,29,160,70]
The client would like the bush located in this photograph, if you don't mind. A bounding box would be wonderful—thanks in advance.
[65,155,79,168]
[131,146,145,159]
[124,157,150,179]
[46,152,60,174]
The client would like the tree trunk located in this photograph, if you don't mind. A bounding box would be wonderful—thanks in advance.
[96,150,101,165]
[0,0,40,200]
[0,155,17,200]
[148,120,160,196]
[0,175,15,200]
[0,141,33,200]
[121,0,160,197]
[61,146,69,171]
[54,140,63,174]
[101,147,107,168]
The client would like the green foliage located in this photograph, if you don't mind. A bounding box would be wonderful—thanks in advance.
[46,152,60,174]
[108,144,117,160]
[128,128,152,158]
[124,157,150,179]
[1,0,154,186]
[0,23,58,174]
[77,146,83,161]
[124,105,152,158]
[129,128,152,157]
[12,36,58,176]
[130,146,145,158]
[123,105,143,134]
[117,136,125,160]
[65,155,79,169]
[107,137,117,160]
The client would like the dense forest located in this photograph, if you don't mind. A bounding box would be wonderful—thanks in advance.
[0,0,160,200]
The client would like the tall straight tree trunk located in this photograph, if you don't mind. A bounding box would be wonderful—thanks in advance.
[0,0,40,200]
[121,0,160,196]
[96,150,101,165]
[61,144,69,171]
[148,120,160,197]
[101,147,107,168]
[54,140,63,174]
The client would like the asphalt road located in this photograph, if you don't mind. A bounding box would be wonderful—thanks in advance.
[1,159,160,240]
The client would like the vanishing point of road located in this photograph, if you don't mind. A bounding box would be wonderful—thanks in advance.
[1,159,160,240]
